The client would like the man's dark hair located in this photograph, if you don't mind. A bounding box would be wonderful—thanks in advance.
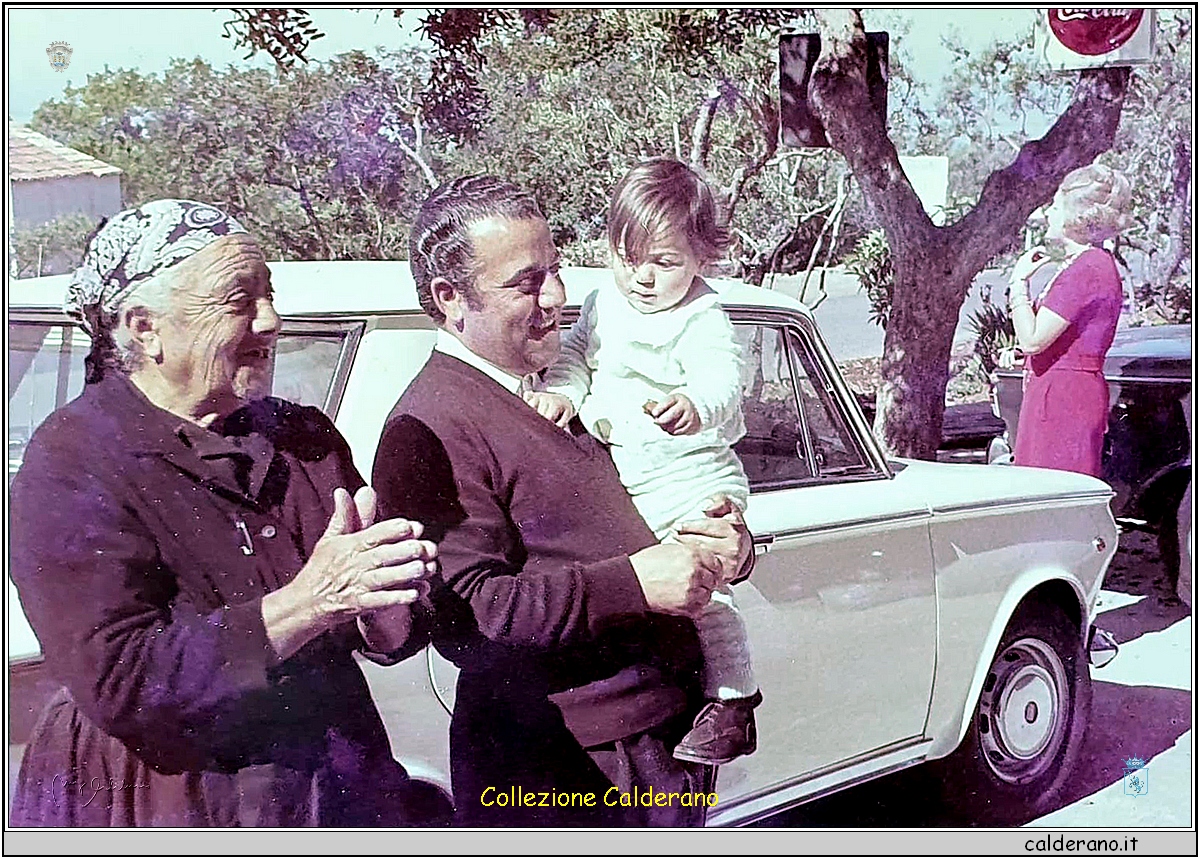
[409,175,544,323]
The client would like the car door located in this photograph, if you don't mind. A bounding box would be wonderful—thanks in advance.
[715,312,936,805]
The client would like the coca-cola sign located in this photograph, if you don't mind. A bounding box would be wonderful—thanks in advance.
[1048,9,1145,56]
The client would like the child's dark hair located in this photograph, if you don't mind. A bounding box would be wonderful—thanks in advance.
[607,157,729,265]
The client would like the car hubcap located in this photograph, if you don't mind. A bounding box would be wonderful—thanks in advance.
[979,637,1069,784]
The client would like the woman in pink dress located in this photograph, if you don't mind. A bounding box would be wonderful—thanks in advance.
[1006,163,1132,477]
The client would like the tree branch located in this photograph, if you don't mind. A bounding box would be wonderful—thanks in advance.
[722,88,779,217]
[689,84,721,169]
[951,66,1131,276]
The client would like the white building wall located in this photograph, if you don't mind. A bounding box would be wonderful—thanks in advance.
[10,174,122,226]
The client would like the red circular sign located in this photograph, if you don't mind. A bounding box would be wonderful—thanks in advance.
[1048,9,1144,56]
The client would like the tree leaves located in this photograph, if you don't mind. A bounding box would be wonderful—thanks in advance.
[222,8,324,69]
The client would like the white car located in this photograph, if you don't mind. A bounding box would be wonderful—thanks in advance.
[8,263,1120,825]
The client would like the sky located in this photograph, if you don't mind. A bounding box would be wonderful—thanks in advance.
[6,7,1044,124]
[6,7,424,122]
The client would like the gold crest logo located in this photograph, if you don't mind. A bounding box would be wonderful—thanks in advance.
[46,41,73,72]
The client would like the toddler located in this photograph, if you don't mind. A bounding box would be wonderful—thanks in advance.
[525,157,760,765]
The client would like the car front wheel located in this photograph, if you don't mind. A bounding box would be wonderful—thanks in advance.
[937,603,1091,824]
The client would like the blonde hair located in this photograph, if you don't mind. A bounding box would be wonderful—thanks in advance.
[607,157,729,265]
[1057,163,1132,244]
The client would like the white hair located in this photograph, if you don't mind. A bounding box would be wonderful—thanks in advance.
[1059,163,1133,244]
[109,263,189,373]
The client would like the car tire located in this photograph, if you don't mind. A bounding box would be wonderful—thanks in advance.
[936,602,1091,825]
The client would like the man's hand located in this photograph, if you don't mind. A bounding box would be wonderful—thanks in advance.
[645,393,701,435]
[523,391,576,428]
[629,543,721,617]
[675,494,752,586]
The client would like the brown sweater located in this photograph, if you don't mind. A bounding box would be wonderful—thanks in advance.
[373,351,701,747]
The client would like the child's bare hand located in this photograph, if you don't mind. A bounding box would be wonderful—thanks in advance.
[523,391,576,428]
[646,393,701,435]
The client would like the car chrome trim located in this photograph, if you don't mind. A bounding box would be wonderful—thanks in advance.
[765,510,932,542]
[751,470,890,494]
[708,737,932,827]
[323,323,364,418]
[932,490,1115,517]
[993,369,1190,386]
[789,319,892,477]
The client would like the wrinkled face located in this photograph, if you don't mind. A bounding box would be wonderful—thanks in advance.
[455,216,565,377]
[155,235,280,417]
[611,225,703,314]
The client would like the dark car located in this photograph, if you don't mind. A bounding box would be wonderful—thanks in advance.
[989,324,1192,584]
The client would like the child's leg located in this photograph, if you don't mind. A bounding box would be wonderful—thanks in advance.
[673,584,761,765]
[694,585,757,700]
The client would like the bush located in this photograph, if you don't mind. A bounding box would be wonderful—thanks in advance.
[966,286,1016,375]
[10,214,97,278]
[842,229,893,329]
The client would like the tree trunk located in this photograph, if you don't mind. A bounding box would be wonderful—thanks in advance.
[808,9,1130,458]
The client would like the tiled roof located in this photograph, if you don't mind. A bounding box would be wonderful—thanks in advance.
[9,124,122,181]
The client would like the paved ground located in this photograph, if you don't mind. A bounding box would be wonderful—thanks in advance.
[758,528,1193,828]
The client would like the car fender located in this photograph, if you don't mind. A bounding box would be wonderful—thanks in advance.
[927,567,1089,760]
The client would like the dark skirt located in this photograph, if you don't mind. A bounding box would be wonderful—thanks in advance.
[10,688,449,827]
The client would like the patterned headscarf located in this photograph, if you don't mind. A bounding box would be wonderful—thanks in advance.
[64,199,248,336]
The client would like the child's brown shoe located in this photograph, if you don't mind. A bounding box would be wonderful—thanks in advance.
[673,690,762,765]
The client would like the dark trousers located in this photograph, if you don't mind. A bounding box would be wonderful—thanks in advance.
[586,725,714,827]
[450,675,712,827]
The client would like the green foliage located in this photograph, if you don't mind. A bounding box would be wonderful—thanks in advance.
[1103,10,1192,323]
[10,214,96,278]
[966,291,1016,374]
[931,13,1192,320]
[843,230,894,329]
[222,8,323,69]
[30,68,167,205]
[30,51,444,261]
[934,26,1070,222]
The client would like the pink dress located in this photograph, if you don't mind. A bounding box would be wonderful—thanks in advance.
[1013,247,1122,477]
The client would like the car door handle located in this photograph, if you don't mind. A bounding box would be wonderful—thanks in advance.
[754,533,776,555]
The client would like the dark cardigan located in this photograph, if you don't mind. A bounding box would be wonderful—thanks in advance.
[373,351,703,751]
[9,373,435,827]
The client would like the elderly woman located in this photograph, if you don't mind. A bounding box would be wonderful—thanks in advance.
[1004,163,1132,477]
[9,200,443,827]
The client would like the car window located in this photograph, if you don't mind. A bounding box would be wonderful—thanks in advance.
[7,322,350,479]
[787,329,872,476]
[8,323,88,483]
[733,324,814,488]
[270,331,350,412]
